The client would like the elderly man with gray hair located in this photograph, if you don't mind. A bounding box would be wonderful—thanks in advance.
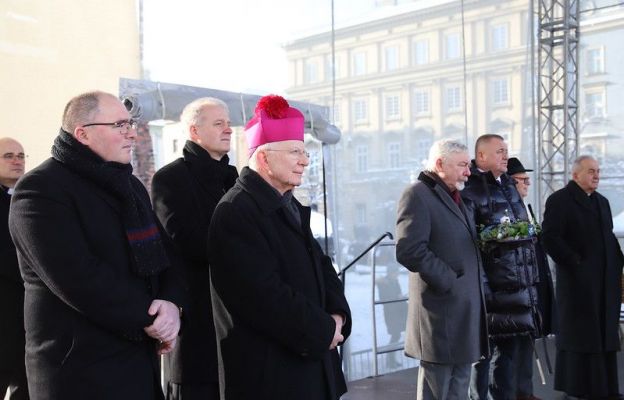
[542,155,624,399]
[396,139,488,400]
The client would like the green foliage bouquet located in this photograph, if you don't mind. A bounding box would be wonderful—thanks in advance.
[478,209,540,249]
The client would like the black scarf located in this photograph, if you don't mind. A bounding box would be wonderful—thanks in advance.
[52,129,169,277]
[182,140,238,193]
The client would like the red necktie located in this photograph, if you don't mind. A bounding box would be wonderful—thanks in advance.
[451,190,461,206]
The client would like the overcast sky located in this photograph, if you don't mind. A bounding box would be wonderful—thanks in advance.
[142,0,376,95]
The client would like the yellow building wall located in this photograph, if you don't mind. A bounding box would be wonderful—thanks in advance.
[0,0,141,171]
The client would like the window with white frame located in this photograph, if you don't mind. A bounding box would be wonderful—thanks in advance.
[585,91,606,118]
[587,47,605,75]
[417,138,432,158]
[325,54,341,81]
[304,60,318,84]
[355,203,367,225]
[384,46,399,71]
[414,89,430,115]
[388,142,401,169]
[356,144,368,173]
[445,33,461,59]
[352,51,366,76]
[308,149,319,177]
[491,24,509,51]
[492,78,510,105]
[331,102,341,125]
[385,94,400,120]
[446,86,462,112]
[353,99,368,122]
[412,39,429,65]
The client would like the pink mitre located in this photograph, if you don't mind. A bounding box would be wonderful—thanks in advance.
[245,94,304,158]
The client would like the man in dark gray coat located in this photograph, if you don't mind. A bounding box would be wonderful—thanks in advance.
[396,139,488,400]
[542,155,624,399]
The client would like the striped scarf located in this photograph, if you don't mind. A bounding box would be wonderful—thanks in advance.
[52,129,169,277]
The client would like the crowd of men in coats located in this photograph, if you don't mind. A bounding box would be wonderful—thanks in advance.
[396,136,624,400]
[3,91,350,400]
[1,89,622,400]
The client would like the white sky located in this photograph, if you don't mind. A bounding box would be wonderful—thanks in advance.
[143,0,376,95]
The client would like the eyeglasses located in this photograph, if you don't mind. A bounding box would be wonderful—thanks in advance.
[2,153,26,161]
[266,149,311,159]
[514,177,530,184]
[82,119,138,131]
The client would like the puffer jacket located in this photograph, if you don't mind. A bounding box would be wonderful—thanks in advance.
[461,162,541,338]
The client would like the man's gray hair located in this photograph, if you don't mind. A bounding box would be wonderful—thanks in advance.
[248,143,270,171]
[572,155,597,174]
[62,91,113,133]
[425,139,468,171]
[180,97,229,130]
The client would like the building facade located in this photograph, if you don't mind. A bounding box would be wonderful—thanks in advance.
[285,0,624,258]
[1,0,142,170]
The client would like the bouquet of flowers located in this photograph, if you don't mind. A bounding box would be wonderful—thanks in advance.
[478,209,540,249]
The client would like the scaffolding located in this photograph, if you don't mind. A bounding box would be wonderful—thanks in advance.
[536,0,580,214]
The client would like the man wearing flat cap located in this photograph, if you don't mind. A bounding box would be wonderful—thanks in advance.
[208,95,352,400]
[507,157,556,400]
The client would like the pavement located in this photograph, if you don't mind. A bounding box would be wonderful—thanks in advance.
[342,336,624,400]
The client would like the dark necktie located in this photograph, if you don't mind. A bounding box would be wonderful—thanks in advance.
[451,190,461,206]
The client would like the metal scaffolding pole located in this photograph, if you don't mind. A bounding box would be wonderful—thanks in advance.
[536,0,580,216]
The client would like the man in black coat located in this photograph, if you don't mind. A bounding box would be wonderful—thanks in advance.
[462,134,541,400]
[542,155,624,400]
[508,157,556,400]
[152,97,238,400]
[8,91,186,400]
[209,95,351,400]
[0,137,29,400]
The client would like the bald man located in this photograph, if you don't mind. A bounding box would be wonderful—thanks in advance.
[9,92,186,400]
[0,137,29,399]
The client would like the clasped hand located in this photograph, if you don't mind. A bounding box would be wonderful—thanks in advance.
[143,299,181,355]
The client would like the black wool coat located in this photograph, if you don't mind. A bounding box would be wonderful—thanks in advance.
[208,167,352,400]
[151,141,238,384]
[542,180,624,353]
[0,188,25,371]
[8,158,186,400]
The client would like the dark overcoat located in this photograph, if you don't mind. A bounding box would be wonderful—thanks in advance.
[0,189,26,372]
[461,165,541,337]
[396,172,488,364]
[8,158,186,400]
[151,141,237,385]
[542,180,624,353]
[208,167,352,400]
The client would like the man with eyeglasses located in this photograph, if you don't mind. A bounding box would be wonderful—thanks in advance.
[462,134,542,400]
[507,157,556,400]
[151,98,238,400]
[0,137,29,400]
[8,91,186,400]
[208,95,351,400]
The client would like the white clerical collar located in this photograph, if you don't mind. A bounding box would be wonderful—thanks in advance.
[7,187,14,195]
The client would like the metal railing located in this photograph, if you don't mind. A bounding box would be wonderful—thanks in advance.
[339,232,393,380]
[339,232,416,380]
[371,242,409,377]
